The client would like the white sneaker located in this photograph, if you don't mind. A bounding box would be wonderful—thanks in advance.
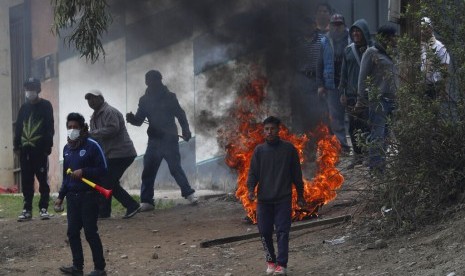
[266,262,276,275]
[139,203,154,212]
[186,193,198,204]
[273,265,287,275]
[39,208,50,220]
[17,210,32,222]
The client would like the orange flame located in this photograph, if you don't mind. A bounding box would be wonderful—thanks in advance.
[222,73,344,223]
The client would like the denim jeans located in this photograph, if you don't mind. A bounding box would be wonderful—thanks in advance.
[257,199,292,267]
[140,139,194,205]
[66,191,105,270]
[368,98,396,171]
[325,89,350,151]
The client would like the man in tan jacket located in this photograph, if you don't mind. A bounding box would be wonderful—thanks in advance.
[86,90,141,219]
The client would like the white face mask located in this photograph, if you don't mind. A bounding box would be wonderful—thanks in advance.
[67,129,80,141]
[25,90,38,101]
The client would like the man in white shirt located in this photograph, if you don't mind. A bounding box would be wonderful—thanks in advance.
[421,17,450,99]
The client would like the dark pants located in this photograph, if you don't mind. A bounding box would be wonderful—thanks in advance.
[99,156,138,217]
[290,73,328,161]
[66,192,105,271]
[325,89,350,151]
[257,200,292,268]
[347,98,370,155]
[140,139,194,205]
[20,150,50,211]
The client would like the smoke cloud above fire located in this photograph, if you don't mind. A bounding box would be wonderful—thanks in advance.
[178,0,318,160]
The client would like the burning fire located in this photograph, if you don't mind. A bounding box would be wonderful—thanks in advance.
[222,73,344,223]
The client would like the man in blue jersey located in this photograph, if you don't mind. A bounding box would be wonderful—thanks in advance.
[55,113,108,276]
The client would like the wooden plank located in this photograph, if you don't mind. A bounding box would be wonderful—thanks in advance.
[200,214,352,248]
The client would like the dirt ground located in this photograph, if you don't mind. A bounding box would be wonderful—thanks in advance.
[1,161,465,276]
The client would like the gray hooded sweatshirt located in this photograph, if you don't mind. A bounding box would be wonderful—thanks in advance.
[338,19,372,98]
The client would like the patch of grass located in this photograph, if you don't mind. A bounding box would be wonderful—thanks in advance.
[0,194,176,219]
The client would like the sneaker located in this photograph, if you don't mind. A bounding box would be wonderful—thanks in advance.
[273,265,287,275]
[123,204,141,219]
[39,208,50,220]
[17,210,32,222]
[186,193,198,204]
[139,202,154,212]
[59,265,83,276]
[266,262,276,275]
[86,270,107,276]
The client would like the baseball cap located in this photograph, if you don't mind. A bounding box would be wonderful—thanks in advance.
[85,89,103,99]
[421,17,432,28]
[23,77,41,93]
[330,13,345,25]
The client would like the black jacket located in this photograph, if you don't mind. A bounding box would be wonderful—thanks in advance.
[132,84,189,141]
[14,99,54,154]
[247,139,304,203]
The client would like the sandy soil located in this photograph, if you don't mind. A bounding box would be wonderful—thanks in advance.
[1,162,465,276]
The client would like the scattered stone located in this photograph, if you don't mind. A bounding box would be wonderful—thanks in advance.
[154,245,161,248]
[152,230,159,233]
[116,225,122,229]
[152,252,159,259]
[398,248,407,254]
[224,273,233,276]
[367,239,388,249]
[447,272,456,276]
[190,245,197,248]
[408,262,416,267]
[180,242,187,245]
[121,255,128,259]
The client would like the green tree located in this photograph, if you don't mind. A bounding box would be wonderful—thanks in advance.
[368,0,465,234]
[51,0,112,63]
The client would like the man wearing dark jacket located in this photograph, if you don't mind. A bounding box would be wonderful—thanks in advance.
[247,116,306,275]
[14,77,54,222]
[339,19,372,169]
[126,70,197,211]
[86,90,141,219]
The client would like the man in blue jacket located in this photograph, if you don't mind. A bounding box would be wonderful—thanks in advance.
[126,70,197,211]
[55,112,108,276]
[317,13,351,154]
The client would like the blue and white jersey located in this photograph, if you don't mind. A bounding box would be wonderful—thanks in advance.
[59,138,107,198]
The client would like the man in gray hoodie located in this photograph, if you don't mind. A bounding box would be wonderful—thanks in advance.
[355,25,398,173]
[339,19,372,169]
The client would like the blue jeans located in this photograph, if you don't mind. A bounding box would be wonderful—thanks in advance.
[66,191,105,270]
[368,98,396,171]
[257,200,292,267]
[140,139,194,205]
[326,89,350,151]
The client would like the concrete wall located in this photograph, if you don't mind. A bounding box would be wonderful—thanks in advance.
[0,0,23,189]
